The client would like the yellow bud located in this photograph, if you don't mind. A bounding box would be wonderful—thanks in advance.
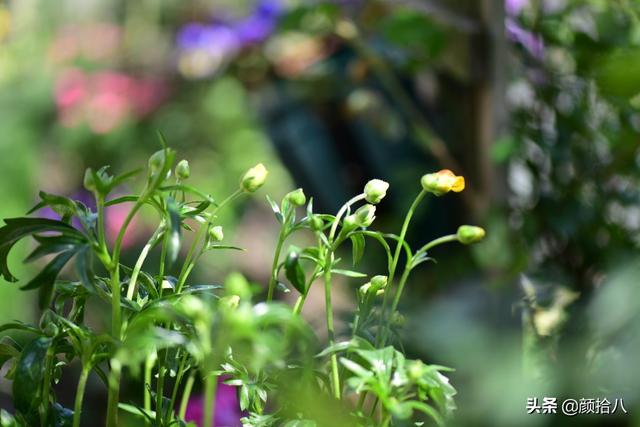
[240,163,268,192]
[421,169,465,196]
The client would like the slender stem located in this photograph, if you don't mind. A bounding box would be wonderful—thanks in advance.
[267,228,286,301]
[106,359,122,427]
[72,367,90,427]
[389,234,458,314]
[329,194,366,241]
[323,257,341,399]
[155,360,166,425]
[143,353,155,426]
[97,195,107,251]
[377,190,426,347]
[178,372,196,420]
[202,372,218,427]
[169,351,190,419]
[380,412,392,427]
[40,346,54,427]
[292,294,305,315]
[125,231,157,300]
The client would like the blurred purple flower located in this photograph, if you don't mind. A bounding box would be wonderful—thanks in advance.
[175,0,285,78]
[505,0,528,16]
[184,379,243,426]
[506,18,544,59]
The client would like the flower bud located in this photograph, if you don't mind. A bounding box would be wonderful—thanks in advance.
[370,275,388,291]
[420,169,465,196]
[175,159,190,180]
[180,295,205,317]
[364,179,389,204]
[354,204,376,227]
[408,360,425,382]
[310,215,324,231]
[221,295,240,310]
[209,225,224,242]
[456,225,486,244]
[83,168,97,192]
[343,214,358,232]
[148,150,166,176]
[286,188,306,207]
[240,163,268,192]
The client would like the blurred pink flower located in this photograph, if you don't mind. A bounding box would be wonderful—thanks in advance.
[49,22,121,64]
[54,68,167,134]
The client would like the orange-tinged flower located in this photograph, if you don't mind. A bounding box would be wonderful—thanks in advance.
[420,169,465,196]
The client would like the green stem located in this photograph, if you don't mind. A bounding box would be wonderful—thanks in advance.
[125,227,161,300]
[143,353,155,426]
[202,372,218,427]
[329,194,366,241]
[292,294,306,315]
[267,227,286,301]
[155,359,166,425]
[377,190,426,347]
[72,367,90,427]
[323,259,341,399]
[97,195,107,251]
[169,351,190,419]
[178,371,196,420]
[380,412,392,427]
[40,346,55,427]
[389,234,458,314]
[106,359,122,427]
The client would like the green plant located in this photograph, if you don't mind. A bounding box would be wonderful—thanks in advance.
[0,141,484,426]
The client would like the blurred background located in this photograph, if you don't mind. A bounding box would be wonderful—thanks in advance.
[1,0,640,426]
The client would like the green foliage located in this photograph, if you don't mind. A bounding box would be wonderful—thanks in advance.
[0,145,484,426]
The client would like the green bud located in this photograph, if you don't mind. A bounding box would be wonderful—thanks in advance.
[456,225,486,244]
[209,225,224,242]
[180,295,205,317]
[83,168,97,192]
[240,163,268,192]
[407,360,425,382]
[310,215,324,231]
[354,204,376,227]
[359,275,388,296]
[43,323,59,338]
[421,169,465,196]
[343,214,358,232]
[364,179,389,204]
[221,295,240,310]
[148,149,167,176]
[286,188,306,207]
[175,159,190,180]
[370,275,388,291]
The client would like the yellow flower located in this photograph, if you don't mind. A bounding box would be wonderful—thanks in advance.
[240,163,268,192]
[420,169,465,196]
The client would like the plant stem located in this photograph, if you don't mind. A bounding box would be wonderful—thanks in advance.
[389,234,458,314]
[126,226,162,300]
[155,360,166,425]
[97,195,107,251]
[292,294,305,315]
[202,372,218,427]
[72,367,90,427]
[40,345,54,427]
[178,371,196,420]
[169,351,189,419]
[267,227,286,301]
[106,359,122,427]
[323,257,341,400]
[380,412,392,427]
[143,353,155,426]
[328,194,366,241]
[377,190,426,347]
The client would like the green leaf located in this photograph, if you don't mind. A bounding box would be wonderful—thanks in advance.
[13,336,52,416]
[166,197,182,265]
[350,234,365,266]
[330,269,367,278]
[266,195,284,224]
[117,403,156,422]
[284,252,307,294]
[160,184,215,204]
[21,250,77,309]
[0,217,83,282]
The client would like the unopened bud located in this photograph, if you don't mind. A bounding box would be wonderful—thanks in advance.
[221,295,240,310]
[209,225,224,242]
[286,188,306,207]
[354,204,376,228]
[240,163,268,192]
[364,179,389,204]
[310,215,324,231]
[175,159,190,180]
[148,150,167,176]
[83,168,97,192]
[421,169,465,196]
[456,225,486,244]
